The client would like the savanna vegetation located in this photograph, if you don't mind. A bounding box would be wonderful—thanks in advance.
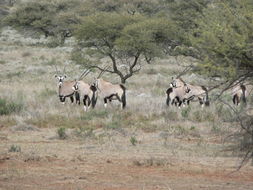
[0,0,253,189]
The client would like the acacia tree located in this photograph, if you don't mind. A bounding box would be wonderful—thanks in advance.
[190,0,253,80]
[74,12,178,83]
[4,0,82,44]
[189,0,253,166]
[83,0,161,16]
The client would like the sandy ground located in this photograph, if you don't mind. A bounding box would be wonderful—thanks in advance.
[0,126,252,190]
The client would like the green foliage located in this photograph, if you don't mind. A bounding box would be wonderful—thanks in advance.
[76,13,141,47]
[190,0,253,79]
[168,0,210,32]
[74,12,178,83]
[106,120,121,130]
[190,109,215,123]
[57,127,67,139]
[80,110,109,121]
[84,0,161,15]
[181,106,191,118]
[116,17,178,57]
[0,97,23,115]
[158,0,210,51]
[9,145,21,152]
[190,126,196,130]
[130,136,137,146]
[4,0,82,44]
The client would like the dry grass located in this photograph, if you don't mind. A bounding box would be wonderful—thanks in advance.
[0,27,246,160]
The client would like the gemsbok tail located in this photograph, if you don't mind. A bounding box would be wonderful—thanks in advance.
[120,84,126,109]
[90,85,97,108]
[201,86,210,106]
[166,88,173,106]
[241,84,246,104]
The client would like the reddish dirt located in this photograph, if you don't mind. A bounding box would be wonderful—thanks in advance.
[0,128,253,190]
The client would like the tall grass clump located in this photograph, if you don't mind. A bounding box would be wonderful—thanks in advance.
[57,127,67,139]
[181,106,191,119]
[0,97,23,115]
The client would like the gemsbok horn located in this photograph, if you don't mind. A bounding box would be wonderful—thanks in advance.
[54,65,79,104]
[170,77,210,107]
[92,67,126,109]
[72,68,98,111]
[231,82,253,106]
[166,83,192,108]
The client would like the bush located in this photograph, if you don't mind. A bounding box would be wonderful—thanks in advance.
[57,127,67,139]
[181,106,191,118]
[0,98,23,115]
[130,136,137,146]
[191,109,215,122]
[9,145,21,152]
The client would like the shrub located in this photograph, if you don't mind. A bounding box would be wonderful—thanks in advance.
[57,127,67,139]
[130,136,137,146]
[106,120,121,130]
[80,110,109,121]
[9,145,21,152]
[181,106,191,118]
[191,109,215,122]
[0,98,23,115]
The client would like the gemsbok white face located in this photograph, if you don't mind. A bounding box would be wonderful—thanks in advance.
[55,74,67,86]
[170,77,185,88]
[54,66,78,104]
[169,77,209,107]
[166,83,192,108]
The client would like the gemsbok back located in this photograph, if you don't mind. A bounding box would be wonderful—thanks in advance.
[166,83,192,108]
[72,69,98,111]
[92,70,126,109]
[54,66,79,104]
[232,82,253,105]
[170,77,210,107]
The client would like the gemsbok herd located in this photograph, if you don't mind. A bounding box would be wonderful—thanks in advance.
[54,66,252,111]
[55,66,126,111]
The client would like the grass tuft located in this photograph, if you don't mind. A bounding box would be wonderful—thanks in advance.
[57,127,67,139]
[0,98,23,115]
[9,145,21,152]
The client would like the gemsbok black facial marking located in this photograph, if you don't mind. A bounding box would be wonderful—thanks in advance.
[168,77,209,107]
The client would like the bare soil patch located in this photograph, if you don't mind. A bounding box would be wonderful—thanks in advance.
[0,127,252,190]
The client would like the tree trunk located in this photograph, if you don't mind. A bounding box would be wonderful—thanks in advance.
[121,77,126,84]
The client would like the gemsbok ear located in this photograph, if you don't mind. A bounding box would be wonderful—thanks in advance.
[64,75,67,78]
[172,77,174,80]
[54,74,58,78]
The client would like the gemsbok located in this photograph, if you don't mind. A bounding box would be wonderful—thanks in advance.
[166,83,193,108]
[54,66,79,104]
[232,82,253,105]
[92,70,126,109]
[170,77,210,107]
[72,69,98,111]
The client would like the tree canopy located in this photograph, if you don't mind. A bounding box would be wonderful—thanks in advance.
[190,0,253,81]
[74,12,178,83]
[4,0,82,44]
